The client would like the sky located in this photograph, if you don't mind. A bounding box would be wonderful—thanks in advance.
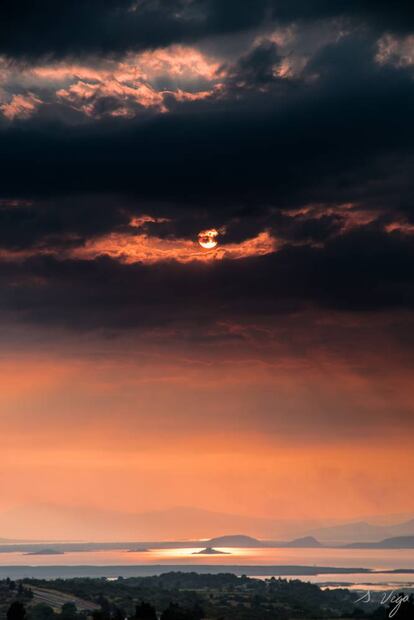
[0,1,414,540]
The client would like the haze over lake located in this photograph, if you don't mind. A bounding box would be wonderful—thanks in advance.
[0,547,414,590]
[0,546,409,568]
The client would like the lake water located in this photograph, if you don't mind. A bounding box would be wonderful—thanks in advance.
[0,546,412,568]
[0,547,412,589]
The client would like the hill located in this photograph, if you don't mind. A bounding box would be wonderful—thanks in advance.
[308,517,414,545]
[284,536,322,547]
[207,535,263,547]
[207,534,322,548]
[345,535,414,549]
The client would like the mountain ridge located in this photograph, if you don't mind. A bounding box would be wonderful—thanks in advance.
[307,518,414,545]
[345,535,414,549]
[0,503,413,543]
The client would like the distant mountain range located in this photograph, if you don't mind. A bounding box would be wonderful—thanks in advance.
[345,535,414,549]
[0,504,291,540]
[307,518,414,545]
[1,530,414,551]
[206,535,321,548]
[210,523,414,548]
[0,503,338,541]
[206,533,414,549]
[0,503,413,545]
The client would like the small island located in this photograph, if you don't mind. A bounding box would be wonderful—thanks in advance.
[192,547,230,555]
[23,548,65,556]
[126,548,150,553]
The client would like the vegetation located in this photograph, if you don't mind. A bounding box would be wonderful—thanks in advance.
[0,574,412,619]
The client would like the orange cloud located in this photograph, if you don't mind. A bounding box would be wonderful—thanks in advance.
[0,221,275,264]
[0,92,42,120]
[57,79,167,115]
[0,44,222,120]
[376,33,414,67]
[384,219,414,235]
[31,45,221,84]
[127,45,221,81]
[72,229,276,264]
[285,202,385,237]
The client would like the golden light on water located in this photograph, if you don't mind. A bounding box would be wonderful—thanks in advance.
[145,547,249,562]
[198,228,219,249]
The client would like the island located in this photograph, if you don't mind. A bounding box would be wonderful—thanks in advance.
[127,548,151,553]
[192,547,230,555]
[206,535,262,547]
[23,548,65,556]
[345,535,414,549]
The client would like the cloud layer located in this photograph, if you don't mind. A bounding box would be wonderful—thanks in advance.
[0,1,413,525]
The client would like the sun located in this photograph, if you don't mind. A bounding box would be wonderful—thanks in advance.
[198,228,219,249]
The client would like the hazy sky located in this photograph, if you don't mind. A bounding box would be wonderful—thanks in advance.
[0,1,413,538]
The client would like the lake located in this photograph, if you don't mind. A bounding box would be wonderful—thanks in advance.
[0,547,412,589]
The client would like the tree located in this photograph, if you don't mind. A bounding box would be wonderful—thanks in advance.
[96,597,110,615]
[133,602,157,620]
[61,603,77,620]
[111,606,126,620]
[161,605,185,620]
[91,611,110,620]
[160,603,203,620]
[190,605,204,620]
[7,602,26,620]
[29,603,55,620]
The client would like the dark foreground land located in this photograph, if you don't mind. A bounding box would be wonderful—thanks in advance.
[0,574,413,620]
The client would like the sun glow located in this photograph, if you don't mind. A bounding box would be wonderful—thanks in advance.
[198,229,219,249]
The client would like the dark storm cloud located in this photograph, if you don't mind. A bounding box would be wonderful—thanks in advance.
[1,34,414,214]
[224,41,284,89]
[0,197,129,250]
[2,1,414,60]
[0,225,413,332]
[142,207,342,246]
[0,16,413,332]
[268,0,414,34]
[272,212,343,244]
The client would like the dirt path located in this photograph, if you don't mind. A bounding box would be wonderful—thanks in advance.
[29,586,100,612]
